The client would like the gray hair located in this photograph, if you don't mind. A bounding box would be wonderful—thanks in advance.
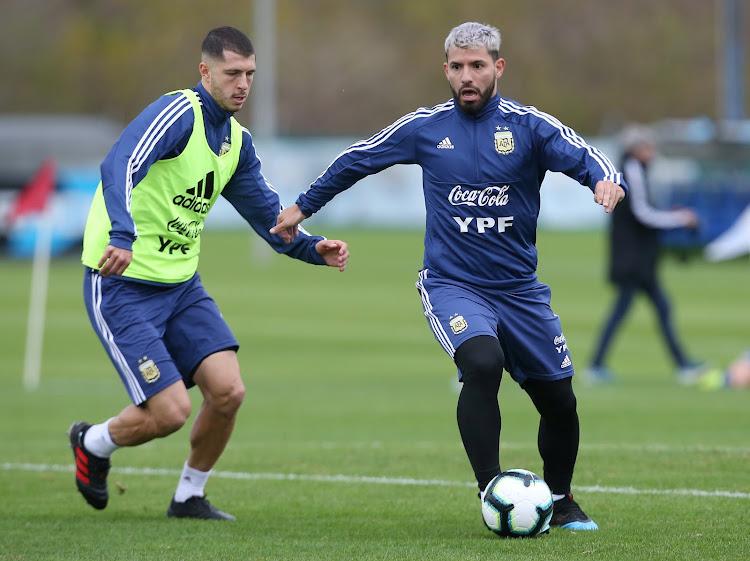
[620,124,656,152]
[444,22,501,60]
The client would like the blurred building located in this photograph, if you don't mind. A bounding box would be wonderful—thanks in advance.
[1,114,748,260]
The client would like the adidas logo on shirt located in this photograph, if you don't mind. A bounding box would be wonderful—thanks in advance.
[437,137,454,149]
[561,355,572,368]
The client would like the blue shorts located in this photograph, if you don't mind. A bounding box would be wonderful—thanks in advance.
[83,269,239,405]
[415,270,573,385]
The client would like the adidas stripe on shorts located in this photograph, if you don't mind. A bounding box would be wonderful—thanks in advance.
[83,268,239,405]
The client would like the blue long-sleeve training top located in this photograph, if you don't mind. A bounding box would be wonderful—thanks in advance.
[297,94,627,289]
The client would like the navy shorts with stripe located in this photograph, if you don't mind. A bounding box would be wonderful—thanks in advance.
[83,268,239,405]
[415,270,574,385]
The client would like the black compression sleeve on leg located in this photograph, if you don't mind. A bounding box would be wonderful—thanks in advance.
[454,335,505,492]
[522,377,579,495]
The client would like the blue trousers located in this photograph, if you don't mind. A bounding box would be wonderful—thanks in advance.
[591,281,690,369]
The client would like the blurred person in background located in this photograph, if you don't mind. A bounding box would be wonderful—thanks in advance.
[69,26,349,521]
[698,349,750,390]
[585,124,703,385]
[271,21,627,532]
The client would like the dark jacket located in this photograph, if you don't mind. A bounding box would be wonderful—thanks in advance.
[608,154,692,286]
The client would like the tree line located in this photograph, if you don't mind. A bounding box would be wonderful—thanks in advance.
[2,0,746,135]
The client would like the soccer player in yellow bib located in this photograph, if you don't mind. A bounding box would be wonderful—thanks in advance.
[69,26,349,520]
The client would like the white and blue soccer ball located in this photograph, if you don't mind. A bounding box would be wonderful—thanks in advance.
[481,469,553,538]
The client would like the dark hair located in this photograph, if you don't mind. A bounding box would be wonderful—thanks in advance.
[201,26,254,60]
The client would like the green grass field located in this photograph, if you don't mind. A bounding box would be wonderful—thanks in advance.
[1,228,748,561]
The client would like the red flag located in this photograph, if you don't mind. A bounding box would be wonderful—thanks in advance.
[6,159,57,226]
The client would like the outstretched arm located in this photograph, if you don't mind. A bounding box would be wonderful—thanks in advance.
[223,131,336,266]
[275,108,422,236]
[269,204,308,243]
[622,157,698,229]
[530,108,628,210]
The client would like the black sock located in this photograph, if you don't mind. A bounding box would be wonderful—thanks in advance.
[457,381,501,492]
[454,336,505,492]
[523,377,579,495]
[538,415,578,494]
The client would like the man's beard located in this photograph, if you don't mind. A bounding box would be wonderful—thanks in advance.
[451,83,495,115]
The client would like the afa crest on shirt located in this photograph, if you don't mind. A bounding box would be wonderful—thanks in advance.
[219,136,231,156]
[494,127,514,155]
[138,356,161,383]
[449,314,468,334]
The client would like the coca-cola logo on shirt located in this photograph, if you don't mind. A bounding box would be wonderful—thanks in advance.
[448,185,509,207]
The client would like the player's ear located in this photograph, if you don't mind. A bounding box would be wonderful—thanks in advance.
[199,60,211,81]
[495,58,506,80]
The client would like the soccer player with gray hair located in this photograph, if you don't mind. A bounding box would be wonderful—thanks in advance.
[273,21,627,532]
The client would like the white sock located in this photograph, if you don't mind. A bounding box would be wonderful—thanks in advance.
[552,493,567,502]
[174,462,212,503]
[82,418,120,459]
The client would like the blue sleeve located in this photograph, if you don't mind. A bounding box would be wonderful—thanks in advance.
[100,93,194,250]
[532,113,628,195]
[296,113,420,216]
[222,129,327,265]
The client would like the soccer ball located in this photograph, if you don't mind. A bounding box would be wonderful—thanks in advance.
[481,469,553,538]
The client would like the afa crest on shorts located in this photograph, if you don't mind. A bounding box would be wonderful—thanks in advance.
[138,356,161,383]
[494,127,514,155]
[449,314,468,334]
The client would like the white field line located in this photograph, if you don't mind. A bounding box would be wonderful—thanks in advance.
[246,441,750,455]
[3,462,749,500]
